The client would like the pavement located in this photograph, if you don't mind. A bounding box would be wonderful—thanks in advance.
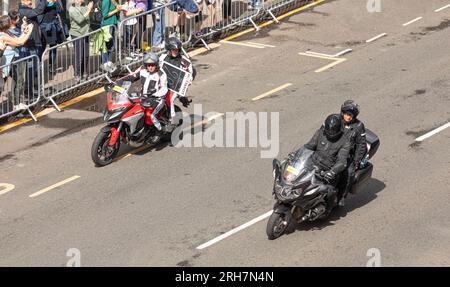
[0,0,450,266]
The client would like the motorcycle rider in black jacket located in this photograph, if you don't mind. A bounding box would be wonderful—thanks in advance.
[159,37,195,112]
[338,100,367,206]
[297,114,351,210]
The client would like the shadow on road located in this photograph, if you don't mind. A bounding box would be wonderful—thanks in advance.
[285,178,386,234]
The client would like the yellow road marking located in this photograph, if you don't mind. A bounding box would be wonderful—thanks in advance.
[315,58,346,73]
[0,183,15,196]
[223,0,325,41]
[29,175,81,198]
[252,83,293,101]
[222,28,255,42]
[188,43,221,57]
[220,40,265,49]
[0,87,105,134]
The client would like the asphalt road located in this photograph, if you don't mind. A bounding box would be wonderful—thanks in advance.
[1,0,450,266]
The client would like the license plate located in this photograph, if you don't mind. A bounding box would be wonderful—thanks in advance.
[286,165,300,175]
[113,86,125,93]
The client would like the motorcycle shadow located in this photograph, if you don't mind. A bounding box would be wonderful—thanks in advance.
[109,114,210,162]
[287,178,386,233]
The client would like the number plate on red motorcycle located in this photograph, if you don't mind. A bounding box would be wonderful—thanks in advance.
[113,86,125,93]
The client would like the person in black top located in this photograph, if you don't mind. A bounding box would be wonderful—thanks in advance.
[338,100,367,206]
[38,0,65,74]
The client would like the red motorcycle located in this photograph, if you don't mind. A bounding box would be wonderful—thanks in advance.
[91,73,183,166]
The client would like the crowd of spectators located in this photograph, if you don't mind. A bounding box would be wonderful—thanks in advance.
[0,0,255,115]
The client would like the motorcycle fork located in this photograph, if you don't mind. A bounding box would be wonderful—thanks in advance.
[108,122,123,146]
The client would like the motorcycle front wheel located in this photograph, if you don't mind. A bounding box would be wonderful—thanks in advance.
[91,129,121,166]
[266,212,291,240]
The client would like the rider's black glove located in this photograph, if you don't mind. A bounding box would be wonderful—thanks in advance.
[323,170,336,182]
[179,96,192,107]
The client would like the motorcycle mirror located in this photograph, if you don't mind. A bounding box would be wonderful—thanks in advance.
[272,159,281,178]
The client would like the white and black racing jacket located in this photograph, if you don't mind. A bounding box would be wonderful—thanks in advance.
[139,68,168,98]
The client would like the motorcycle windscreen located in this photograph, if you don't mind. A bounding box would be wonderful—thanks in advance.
[282,148,314,183]
[109,88,132,110]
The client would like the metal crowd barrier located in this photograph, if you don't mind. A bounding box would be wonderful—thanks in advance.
[1,0,316,123]
[41,25,117,111]
[117,1,178,68]
[193,0,264,42]
[0,55,41,121]
[263,0,312,23]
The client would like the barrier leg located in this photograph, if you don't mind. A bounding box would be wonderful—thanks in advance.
[26,107,38,122]
[181,46,191,59]
[196,37,211,50]
[49,97,62,112]
[249,18,260,31]
[267,9,280,23]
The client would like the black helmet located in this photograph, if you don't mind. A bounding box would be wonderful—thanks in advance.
[324,114,343,141]
[341,100,360,118]
[165,37,182,52]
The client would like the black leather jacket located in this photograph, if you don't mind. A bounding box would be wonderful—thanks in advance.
[343,119,367,166]
[18,0,47,48]
[303,126,351,174]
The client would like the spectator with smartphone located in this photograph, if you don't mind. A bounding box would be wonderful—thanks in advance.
[0,15,34,111]
[18,0,48,60]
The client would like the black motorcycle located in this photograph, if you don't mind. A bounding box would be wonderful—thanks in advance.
[267,129,380,240]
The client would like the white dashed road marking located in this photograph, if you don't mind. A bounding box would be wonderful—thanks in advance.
[403,17,423,26]
[29,176,81,198]
[196,210,273,249]
[415,122,450,142]
[366,33,387,43]
[435,4,450,12]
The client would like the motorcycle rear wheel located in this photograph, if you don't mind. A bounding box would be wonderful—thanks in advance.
[91,130,120,166]
[266,212,291,240]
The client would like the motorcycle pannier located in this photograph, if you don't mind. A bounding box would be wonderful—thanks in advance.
[351,163,373,194]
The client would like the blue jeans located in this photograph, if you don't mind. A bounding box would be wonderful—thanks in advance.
[101,26,115,63]
[170,0,198,13]
[250,0,260,6]
[152,7,165,46]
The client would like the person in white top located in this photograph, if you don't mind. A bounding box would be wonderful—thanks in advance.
[137,52,168,133]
